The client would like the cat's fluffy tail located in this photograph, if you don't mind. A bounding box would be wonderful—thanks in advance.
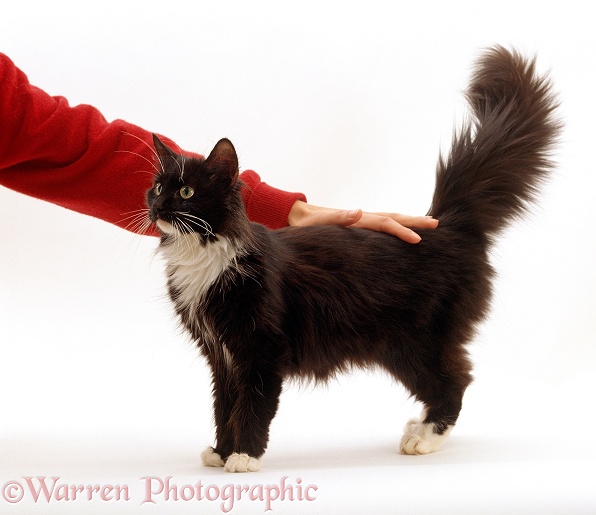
[428,46,560,237]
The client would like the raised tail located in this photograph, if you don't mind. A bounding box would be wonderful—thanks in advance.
[428,46,560,237]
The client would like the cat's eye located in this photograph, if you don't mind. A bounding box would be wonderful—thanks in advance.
[153,183,162,196]
[180,186,195,199]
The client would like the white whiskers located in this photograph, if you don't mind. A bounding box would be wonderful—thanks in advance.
[175,211,214,237]
[117,208,154,236]
[117,131,161,174]
[117,131,188,181]
[114,149,160,176]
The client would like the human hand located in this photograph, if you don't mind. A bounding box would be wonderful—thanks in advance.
[288,200,438,243]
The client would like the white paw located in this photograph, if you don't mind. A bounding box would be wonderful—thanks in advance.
[400,418,453,455]
[224,452,262,473]
[201,447,225,467]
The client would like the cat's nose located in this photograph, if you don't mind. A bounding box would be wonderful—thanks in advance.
[154,207,169,222]
[151,196,167,216]
[149,201,167,222]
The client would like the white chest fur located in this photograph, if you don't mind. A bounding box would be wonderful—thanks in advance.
[158,234,239,314]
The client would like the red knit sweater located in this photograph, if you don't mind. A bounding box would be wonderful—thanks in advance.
[0,53,306,236]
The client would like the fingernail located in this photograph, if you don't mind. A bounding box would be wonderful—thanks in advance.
[347,209,359,218]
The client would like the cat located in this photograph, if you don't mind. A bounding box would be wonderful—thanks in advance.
[146,46,559,473]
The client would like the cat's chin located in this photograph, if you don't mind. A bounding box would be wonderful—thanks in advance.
[156,219,176,235]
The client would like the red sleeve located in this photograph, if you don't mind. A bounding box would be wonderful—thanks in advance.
[240,170,306,230]
[0,53,305,234]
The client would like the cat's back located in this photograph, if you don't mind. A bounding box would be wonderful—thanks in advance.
[256,222,487,300]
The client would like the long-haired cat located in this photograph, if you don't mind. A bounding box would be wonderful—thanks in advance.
[146,47,559,472]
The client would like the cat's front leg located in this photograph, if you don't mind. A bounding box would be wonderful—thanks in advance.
[201,446,225,468]
[200,350,237,468]
[223,362,283,473]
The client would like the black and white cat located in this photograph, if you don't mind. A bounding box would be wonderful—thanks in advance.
[146,47,559,472]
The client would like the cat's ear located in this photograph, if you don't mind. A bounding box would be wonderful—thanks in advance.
[152,134,177,171]
[204,138,239,186]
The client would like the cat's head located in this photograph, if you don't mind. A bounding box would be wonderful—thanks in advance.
[147,135,247,243]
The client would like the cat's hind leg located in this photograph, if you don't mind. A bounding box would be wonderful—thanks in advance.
[385,342,472,455]
[399,410,455,455]
[399,374,469,455]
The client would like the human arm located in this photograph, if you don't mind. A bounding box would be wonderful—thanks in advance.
[0,53,304,234]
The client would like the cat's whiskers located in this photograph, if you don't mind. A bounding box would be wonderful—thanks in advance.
[114,150,160,175]
[112,208,156,264]
[136,217,154,236]
[174,216,202,258]
[176,211,214,237]
[168,154,185,182]
[119,208,151,219]
[170,216,206,260]
[117,209,153,235]
[179,154,187,182]
[169,218,190,256]
[121,131,160,159]
[174,215,208,241]
[133,169,160,178]
[168,140,187,182]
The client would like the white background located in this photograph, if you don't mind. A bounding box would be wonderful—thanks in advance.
[1,1,595,513]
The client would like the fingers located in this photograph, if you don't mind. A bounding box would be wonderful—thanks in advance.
[375,213,439,229]
[397,215,439,230]
[351,213,423,243]
[321,210,438,234]
[317,210,427,243]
